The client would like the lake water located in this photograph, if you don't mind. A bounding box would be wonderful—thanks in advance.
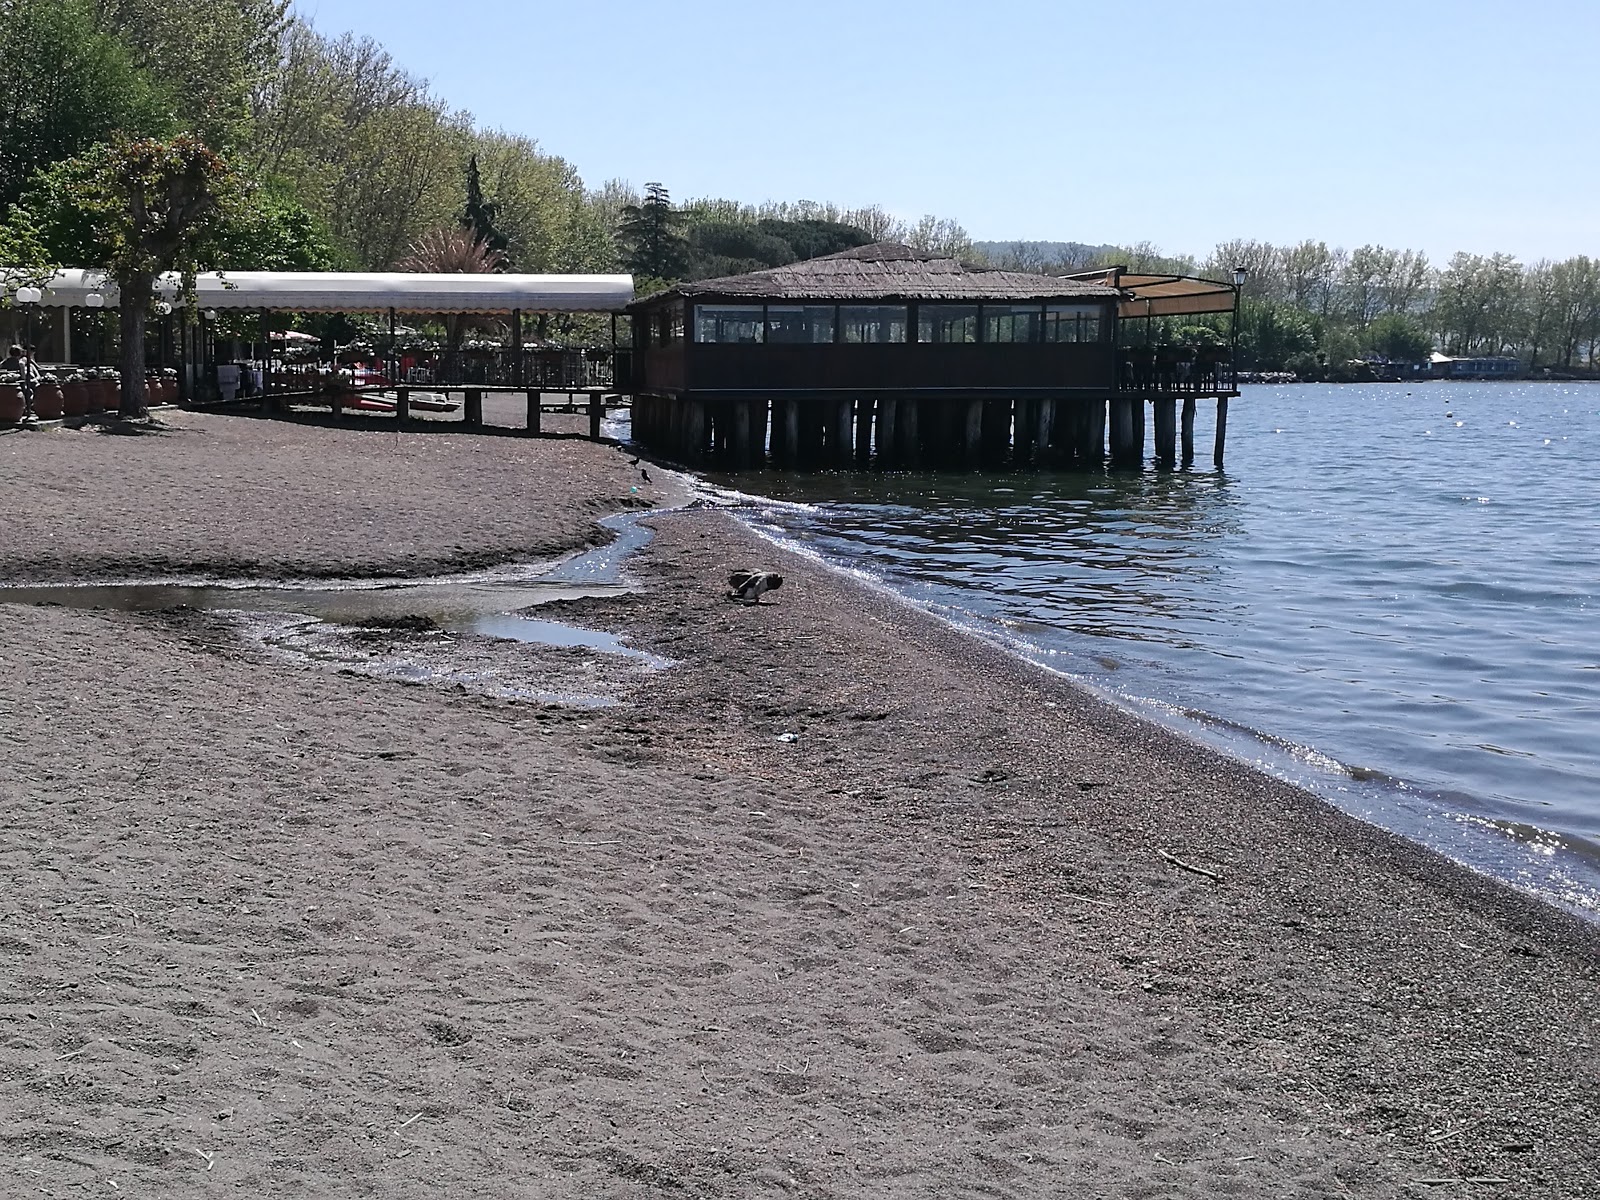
[698,382,1600,919]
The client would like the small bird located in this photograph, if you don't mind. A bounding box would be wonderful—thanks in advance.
[728,570,783,604]
[640,468,651,483]
[628,456,640,466]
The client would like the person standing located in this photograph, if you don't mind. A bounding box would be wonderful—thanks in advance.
[1,344,42,420]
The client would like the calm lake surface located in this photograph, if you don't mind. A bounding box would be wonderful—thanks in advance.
[699,382,1600,919]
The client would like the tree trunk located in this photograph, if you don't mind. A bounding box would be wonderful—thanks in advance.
[119,272,153,418]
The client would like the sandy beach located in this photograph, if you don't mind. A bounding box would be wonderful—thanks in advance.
[1,412,1596,1198]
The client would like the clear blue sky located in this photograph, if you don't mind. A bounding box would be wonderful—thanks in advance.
[293,0,1598,263]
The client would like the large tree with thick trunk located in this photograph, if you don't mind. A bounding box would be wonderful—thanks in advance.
[81,137,235,417]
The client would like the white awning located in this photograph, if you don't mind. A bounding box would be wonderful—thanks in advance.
[21,268,634,313]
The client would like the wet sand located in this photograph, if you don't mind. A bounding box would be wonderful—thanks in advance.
[1,413,1596,1198]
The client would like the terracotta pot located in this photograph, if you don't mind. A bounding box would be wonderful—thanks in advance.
[61,380,89,417]
[87,380,108,412]
[0,384,21,423]
[34,383,64,420]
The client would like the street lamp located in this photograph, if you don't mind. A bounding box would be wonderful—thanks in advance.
[1232,266,1248,289]
[1229,267,1248,391]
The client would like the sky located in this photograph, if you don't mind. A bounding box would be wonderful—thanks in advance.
[293,0,1599,263]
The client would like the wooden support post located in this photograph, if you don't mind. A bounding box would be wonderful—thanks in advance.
[752,399,769,467]
[783,399,802,467]
[768,399,788,465]
[1035,398,1055,467]
[963,399,983,470]
[819,399,835,466]
[1181,396,1196,467]
[730,398,752,467]
[1014,398,1037,465]
[1214,396,1229,468]
[855,396,874,466]
[526,389,541,434]
[899,400,920,468]
[1133,397,1146,465]
[589,393,604,440]
[1154,396,1177,469]
[876,398,898,469]
[465,388,483,427]
[835,397,854,467]
[684,399,706,463]
[1109,397,1136,465]
[981,400,1010,467]
[396,386,410,422]
[330,387,343,420]
[1090,397,1107,463]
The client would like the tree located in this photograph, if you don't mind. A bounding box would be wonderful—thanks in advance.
[616,183,688,280]
[93,0,289,149]
[460,153,509,266]
[75,137,238,417]
[0,0,171,207]
[397,225,506,383]
[1362,312,1432,362]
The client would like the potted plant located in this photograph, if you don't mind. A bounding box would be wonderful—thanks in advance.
[0,370,22,423]
[60,371,90,417]
[34,372,65,420]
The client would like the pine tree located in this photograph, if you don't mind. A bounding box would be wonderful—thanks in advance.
[616,182,687,280]
[459,154,509,269]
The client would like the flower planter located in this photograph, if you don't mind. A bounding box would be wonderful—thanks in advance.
[34,383,64,421]
[0,384,21,424]
[89,379,113,412]
[61,380,90,417]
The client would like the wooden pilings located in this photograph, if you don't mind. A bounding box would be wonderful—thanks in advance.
[630,391,1228,472]
[1153,395,1176,469]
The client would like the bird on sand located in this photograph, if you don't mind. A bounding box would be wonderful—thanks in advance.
[628,456,640,465]
[640,468,651,483]
[728,570,783,604]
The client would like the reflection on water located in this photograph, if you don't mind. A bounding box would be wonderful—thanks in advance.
[704,383,1600,919]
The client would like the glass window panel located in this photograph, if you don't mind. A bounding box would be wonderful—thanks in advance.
[694,304,765,344]
[917,305,979,344]
[1042,304,1105,344]
[766,305,836,344]
[983,305,1042,343]
[839,305,908,344]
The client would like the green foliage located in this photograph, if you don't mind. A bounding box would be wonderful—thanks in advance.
[211,182,338,271]
[1362,312,1432,362]
[679,215,872,280]
[0,0,172,207]
[617,183,688,280]
[1237,299,1317,369]
[460,154,509,265]
[91,0,289,148]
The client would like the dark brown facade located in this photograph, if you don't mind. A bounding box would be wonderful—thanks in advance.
[624,244,1240,471]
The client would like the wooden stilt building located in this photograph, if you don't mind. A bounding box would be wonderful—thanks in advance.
[627,243,1243,471]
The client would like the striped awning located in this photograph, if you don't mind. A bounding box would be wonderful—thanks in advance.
[19,269,634,313]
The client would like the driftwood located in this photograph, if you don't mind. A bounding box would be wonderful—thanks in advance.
[1158,848,1223,883]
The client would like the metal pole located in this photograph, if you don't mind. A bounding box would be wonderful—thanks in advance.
[388,306,397,390]
[22,304,37,421]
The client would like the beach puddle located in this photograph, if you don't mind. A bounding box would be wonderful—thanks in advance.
[0,511,673,707]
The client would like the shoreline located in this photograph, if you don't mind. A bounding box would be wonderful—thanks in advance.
[2,413,1596,1196]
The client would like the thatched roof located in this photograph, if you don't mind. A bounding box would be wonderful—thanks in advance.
[632,243,1120,307]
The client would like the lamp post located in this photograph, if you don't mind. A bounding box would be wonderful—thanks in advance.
[84,291,104,368]
[1230,266,1248,385]
[13,285,42,420]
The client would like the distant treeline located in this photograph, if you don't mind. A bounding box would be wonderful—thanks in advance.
[974,239,1600,375]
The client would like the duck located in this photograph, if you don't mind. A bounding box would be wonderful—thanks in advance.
[728,570,783,605]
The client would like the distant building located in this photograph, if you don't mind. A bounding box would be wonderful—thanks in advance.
[1429,352,1522,379]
